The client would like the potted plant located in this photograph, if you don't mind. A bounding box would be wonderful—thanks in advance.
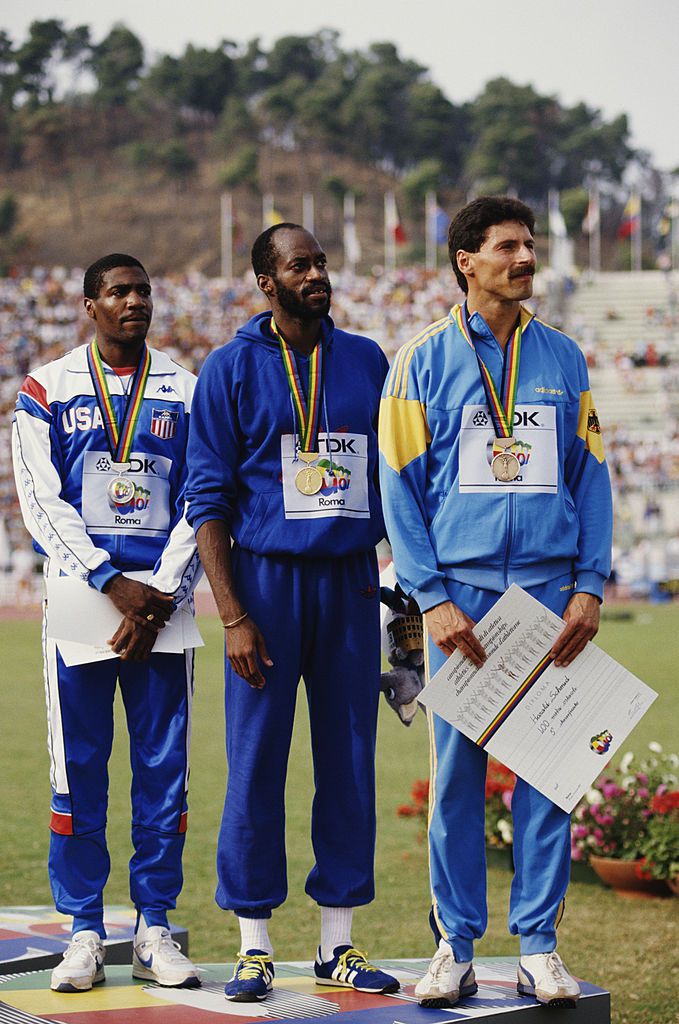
[635,788,679,893]
[571,743,678,898]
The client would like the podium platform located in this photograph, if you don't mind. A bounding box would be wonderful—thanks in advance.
[0,906,188,973]
[0,956,610,1023]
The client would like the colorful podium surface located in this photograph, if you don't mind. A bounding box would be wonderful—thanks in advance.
[0,909,611,1023]
[0,960,610,1024]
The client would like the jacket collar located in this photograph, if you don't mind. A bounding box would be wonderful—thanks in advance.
[65,342,178,376]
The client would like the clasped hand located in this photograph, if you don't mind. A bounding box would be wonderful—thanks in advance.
[104,575,175,662]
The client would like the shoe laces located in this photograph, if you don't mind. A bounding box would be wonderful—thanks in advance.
[337,947,377,974]
[428,945,454,980]
[236,952,272,980]
[139,928,187,964]
[63,935,100,967]
[543,951,569,982]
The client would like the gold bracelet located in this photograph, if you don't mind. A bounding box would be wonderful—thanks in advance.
[223,612,248,629]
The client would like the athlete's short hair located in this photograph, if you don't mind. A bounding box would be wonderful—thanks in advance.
[448,197,536,293]
[251,223,305,278]
[83,253,148,299]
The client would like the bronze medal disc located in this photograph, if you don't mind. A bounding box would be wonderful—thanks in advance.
[108,475,136,505]
[295,465,323,495]
[491,451,521,482]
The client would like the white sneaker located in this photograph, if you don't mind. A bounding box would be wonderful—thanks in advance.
[133,926,201,988]
[518,951,580,1006]
[50,930,105,992]
[414,940,477,1007]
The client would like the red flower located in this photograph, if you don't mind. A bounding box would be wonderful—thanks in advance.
[650,790,679,815]
[411,779,430,804]
[634,857,654,880]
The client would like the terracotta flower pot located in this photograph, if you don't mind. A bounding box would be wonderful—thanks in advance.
[588,855,670,898]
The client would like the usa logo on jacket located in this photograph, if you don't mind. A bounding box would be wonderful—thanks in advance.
[150,408,178,439]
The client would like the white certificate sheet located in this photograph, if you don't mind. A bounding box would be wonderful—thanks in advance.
[46,571,203,666]
[419,584,657,812]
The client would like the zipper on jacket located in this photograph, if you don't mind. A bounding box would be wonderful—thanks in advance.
[503,493,515,590]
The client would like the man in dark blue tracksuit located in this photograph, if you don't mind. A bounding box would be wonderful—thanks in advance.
[186,224,398,1002]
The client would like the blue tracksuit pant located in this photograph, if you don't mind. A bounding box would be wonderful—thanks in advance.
[216,546,381,917]
[45,635,194,939]
[427,575,574,961]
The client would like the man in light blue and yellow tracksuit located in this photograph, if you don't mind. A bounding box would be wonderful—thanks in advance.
[379,196,612,1009]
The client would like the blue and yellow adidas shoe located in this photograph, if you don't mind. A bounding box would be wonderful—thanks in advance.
[224,949,274,1002]
[314,945,399,994]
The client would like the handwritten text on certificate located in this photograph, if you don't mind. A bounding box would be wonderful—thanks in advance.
[418,585,657,812]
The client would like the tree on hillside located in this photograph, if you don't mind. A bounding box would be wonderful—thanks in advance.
[143,42,237,117]
[12,19,66,106]
[466,78,633,199]
[88,24,144,106]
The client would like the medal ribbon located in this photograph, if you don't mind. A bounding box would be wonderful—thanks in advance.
[454,305,522,439]
[271,317,324,453]
[86,340,151,463]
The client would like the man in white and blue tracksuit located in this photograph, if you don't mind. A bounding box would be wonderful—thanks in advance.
[185,224,399,1002]
[12,254,201,992]
[379,197,613,1009]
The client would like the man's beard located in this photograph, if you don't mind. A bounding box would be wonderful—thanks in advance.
[273,277,332,321]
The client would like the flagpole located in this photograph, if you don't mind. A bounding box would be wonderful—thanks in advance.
[425,191,437,271]
[302,193,314,234]
[343,192,359,273]
[220,193,233,281]
[590,182,601,274]
[548,189,556,271]
[632,191,642,272]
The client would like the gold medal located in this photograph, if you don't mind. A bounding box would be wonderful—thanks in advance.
[295,452,322,494]
[295,465,323,495]
[491,451,521,482]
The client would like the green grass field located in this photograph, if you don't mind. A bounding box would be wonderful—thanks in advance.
[2,604,677,1023]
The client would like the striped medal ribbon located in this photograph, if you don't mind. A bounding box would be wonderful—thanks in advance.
[271,316,325,495]
[455,306,527,482]
[86,339,151,505]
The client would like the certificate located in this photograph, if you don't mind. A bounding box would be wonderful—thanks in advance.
[418,584,657,812]
[46,571,204,666]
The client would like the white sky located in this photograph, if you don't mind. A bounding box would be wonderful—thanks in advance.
[4,0,679,171]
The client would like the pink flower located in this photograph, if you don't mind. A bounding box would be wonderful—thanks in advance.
[502,790,513,811]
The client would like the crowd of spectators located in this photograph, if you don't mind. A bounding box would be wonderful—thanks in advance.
[1,265,677,602]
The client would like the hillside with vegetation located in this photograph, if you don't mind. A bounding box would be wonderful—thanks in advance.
[0,20,667,273]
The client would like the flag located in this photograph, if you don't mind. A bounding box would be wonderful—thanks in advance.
[385,192,407,245]
[343,193,361,268]
[262,194,283,229]
[548,190,567,238]
[618,193,641,239]
[582,189,600,235]
[434,205,448,245]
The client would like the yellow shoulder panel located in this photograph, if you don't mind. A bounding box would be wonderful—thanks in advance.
[385,314,451,400]
[577,390,605,463]
[379,395,431,474]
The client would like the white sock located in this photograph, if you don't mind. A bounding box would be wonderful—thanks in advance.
[237,916,273,956]
[320,907,353,963]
